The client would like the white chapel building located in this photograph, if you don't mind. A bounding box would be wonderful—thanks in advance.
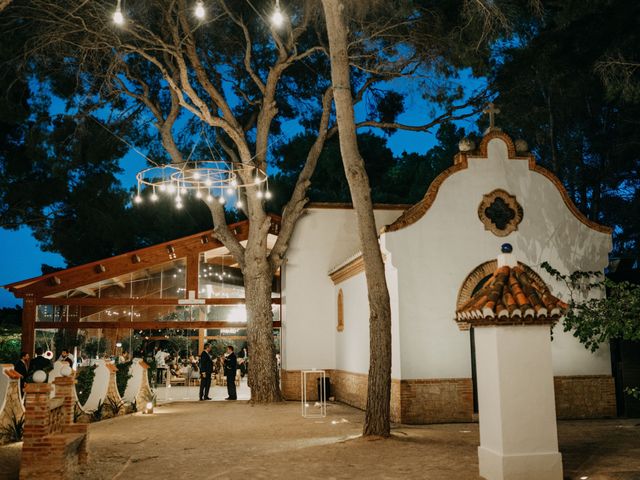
[280,130,616,424]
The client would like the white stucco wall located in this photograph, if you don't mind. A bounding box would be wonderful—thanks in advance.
[382,137,612,380]
[282,207,403,371]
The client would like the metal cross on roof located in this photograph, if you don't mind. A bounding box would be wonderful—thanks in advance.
[483,103,501,133]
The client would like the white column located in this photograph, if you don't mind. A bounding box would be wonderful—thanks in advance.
[474,325,562,480]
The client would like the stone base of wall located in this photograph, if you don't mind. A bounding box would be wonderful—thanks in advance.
[280,370,617,424]
[400,378,474,424]
[554,375,616,419]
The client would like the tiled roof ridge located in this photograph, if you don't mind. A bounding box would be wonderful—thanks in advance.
[455,265,568,328]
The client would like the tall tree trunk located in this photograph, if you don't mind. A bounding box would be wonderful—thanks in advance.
[321,0,392,437]
[243,247,282,403]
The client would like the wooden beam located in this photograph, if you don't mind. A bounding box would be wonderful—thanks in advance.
[21,295,36,355]
[36,297,281,306]
[35,321,281,329]
[8,219,270,297]
[186,254,199,298]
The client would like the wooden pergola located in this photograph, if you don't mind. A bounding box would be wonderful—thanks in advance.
[4,216,282,354]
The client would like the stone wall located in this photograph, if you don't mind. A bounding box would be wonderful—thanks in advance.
[282,370,618,424]
[554,375,616,419]
[0,365,25,445]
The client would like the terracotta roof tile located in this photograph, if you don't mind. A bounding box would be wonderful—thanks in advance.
[455,265,568,329]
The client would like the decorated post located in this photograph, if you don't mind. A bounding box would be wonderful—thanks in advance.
[456,246,567,480]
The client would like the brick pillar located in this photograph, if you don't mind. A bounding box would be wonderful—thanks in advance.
[21,382,53,479]
[53,375,75,425]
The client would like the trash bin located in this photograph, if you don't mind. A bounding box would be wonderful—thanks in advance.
[317,377,330,401]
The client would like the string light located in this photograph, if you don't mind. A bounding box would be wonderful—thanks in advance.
[134,194,142,204]
[206,193,214,202]
[218,196,226,204]
[265,190,272,199]
[236,200,243,208]
[226,187,234,195]
[113,0,124,25]
[256,190,264,199]
[271,0,284,27]
[194,0,205,19]
[167,184,176,194]
[151,191,159,202]
[195,190,203,199]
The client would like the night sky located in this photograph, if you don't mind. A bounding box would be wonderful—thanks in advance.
[0,73,485,307]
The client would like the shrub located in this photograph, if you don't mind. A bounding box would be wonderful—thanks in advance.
[75,365,96,406]
[0,411,25,443]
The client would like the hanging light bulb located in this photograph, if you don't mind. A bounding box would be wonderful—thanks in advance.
[218,196,226,205]
[265,190,272,199]
[205,179,212,187]
[113,0,124,24]
[236,200,243,208]
[167,183,176,193]
[226,187,234,195]
[194,0,205,19]
[176,201,183,210]
[256,190,264,199]
[134,194,143,204]
[193,171,201,179]
[254,175,261,185]
[151,191,159,202]
[231,179,238,187]
[195,190,203,199]
[159,183,167,192]
[206,193,214,202]
[181,187,187,195]
[271,0,284,27]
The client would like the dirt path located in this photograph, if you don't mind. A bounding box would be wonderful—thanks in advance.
[2,401,639,479]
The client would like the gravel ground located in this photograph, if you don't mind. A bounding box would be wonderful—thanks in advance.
[2,401,639,479]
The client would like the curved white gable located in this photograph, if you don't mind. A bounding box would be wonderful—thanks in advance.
[382,135,612,379]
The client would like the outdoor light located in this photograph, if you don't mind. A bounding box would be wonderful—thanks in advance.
[150,192,159,202]
[195,190,203,199]
[134,194,142,204]
[206,194,214,202]
[113,0,124,25]
[176,201,183,209]
[167,183,176,193]
[144,401,154,414]
[194,1,205,19]
[116,342,122,348]
[256,190,264,199]
[226,187,234,195]
[271,0,284,27]
[236,200,243,208]
[218,196,226,204]
[159,184,167,192]
[265,190,272,199]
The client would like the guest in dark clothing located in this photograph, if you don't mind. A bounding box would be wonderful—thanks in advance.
[198,343,213,401]
[29,347,52,375]
[224,345,237,400]
[14,351,30,395]
[57,348,73,368]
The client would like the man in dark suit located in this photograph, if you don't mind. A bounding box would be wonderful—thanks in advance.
[224,345,237,400]
[198,343,213,401]
[29,347,52,375]
[14,351,30,395]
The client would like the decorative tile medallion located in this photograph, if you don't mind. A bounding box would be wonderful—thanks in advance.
[477,189,523,237]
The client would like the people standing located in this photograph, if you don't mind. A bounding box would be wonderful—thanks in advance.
[14,351,29,396]
[199,343,213,401]
[224,345,237,401]
[29,347,53,375]
[57,348,74,367]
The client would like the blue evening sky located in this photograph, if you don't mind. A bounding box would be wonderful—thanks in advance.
[0,72,486,307]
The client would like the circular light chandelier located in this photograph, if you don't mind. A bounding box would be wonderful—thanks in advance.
[134,160,270,209]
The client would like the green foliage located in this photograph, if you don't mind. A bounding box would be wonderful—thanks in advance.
[90,400,105,422]
[626,387,640,400]
[0,307,21,327]
[83,338,110,359]
[105,396,124,417]
[0,328,21,363]
[116,361,132,398]
[541,262,640,352]
[75,365,96,406]
[0,411,25,443]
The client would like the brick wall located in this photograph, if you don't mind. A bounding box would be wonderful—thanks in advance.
[281,370,617,423]
[400,378,474,424]
[554,375,616,419]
